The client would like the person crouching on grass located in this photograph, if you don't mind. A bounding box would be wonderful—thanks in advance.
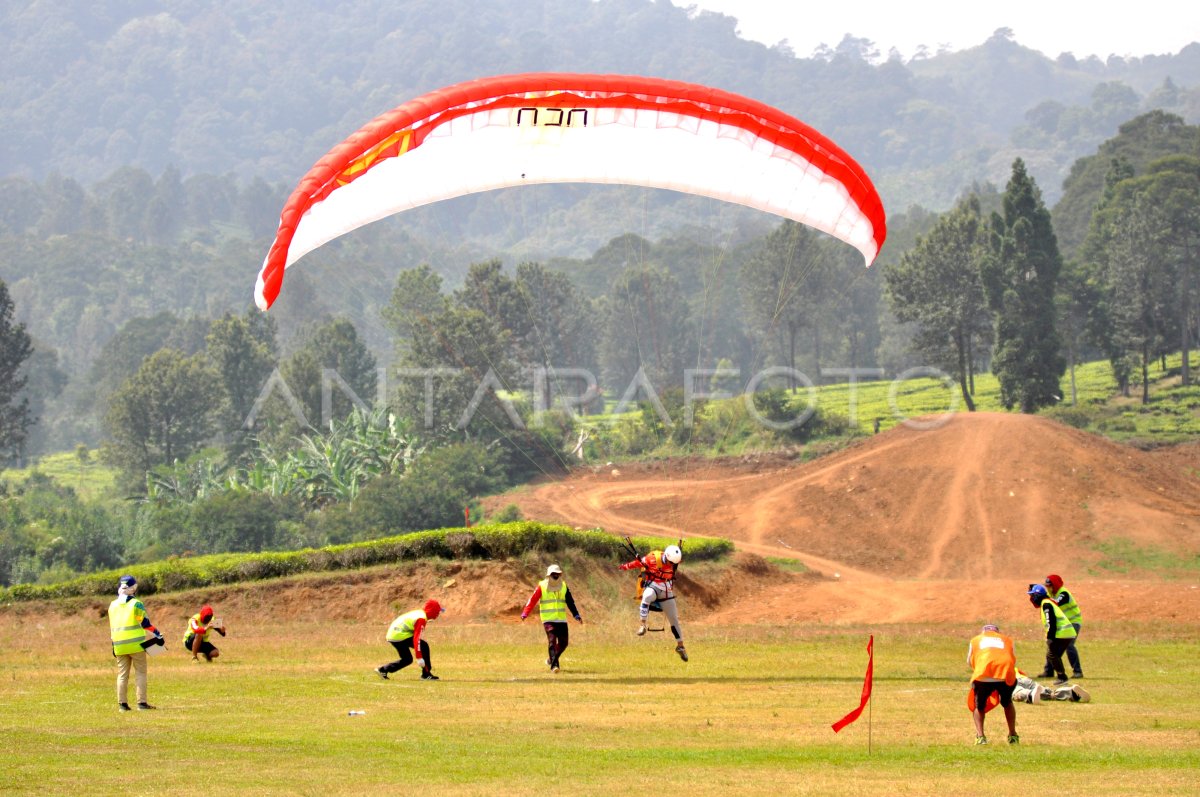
[184,604,226,662]
[967,623,1019,745]
[521,564,583,673]
[377,600,442,681]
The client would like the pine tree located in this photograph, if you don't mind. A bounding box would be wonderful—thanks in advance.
[0,279,34,461]
[984,159,1066,412]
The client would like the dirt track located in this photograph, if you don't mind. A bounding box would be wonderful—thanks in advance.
[485,413,1200,627]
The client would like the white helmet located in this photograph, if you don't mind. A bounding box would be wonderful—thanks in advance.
[663,545,683,564]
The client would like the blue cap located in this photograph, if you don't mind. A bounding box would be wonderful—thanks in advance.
[1027,583,1048,599]
[119,574,137,587]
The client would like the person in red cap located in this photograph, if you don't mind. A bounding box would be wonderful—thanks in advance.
[184,604,227,662]
[1041,574,1084,678]
[377,600,442,681]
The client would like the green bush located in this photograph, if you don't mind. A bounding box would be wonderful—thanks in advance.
[0,523,732,603]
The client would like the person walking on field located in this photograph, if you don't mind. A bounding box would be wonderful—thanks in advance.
[1027,583,1077,685]
[1041,574,1083,679]
[521,564,583,673]
[184,604,226,662]
[108,575,164,711]
[966,623,1020,745]
[377,600,442,681]
[619,544,687,662]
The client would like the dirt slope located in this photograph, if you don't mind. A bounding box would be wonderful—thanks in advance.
[485,412,1200,626]
[12,414,1198,633]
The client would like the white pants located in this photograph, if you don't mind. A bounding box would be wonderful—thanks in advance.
[640,582,682,642]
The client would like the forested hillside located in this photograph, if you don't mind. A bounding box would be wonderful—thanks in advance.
[2,0,1198,208]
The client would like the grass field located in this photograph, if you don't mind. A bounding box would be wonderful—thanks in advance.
[2,616,1196,796]
[1,449,117,500]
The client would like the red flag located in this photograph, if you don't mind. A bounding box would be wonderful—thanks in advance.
[832,635,874,733]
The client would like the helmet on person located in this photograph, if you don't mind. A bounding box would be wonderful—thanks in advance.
[1044,574,1063,591]
[1027,583,1049,602]
[199,605,214,622]
[663,545,682,564]
[119,574,137,588]
[423,599,442,620]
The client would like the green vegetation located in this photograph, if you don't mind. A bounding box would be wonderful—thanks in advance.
[1088,537,1200,577]
[0,524,732,603]
[1,449,117,500]
[0,622,1194,796]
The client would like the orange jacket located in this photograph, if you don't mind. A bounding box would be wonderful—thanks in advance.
[967,631,1016,685]
[619,550,676,582]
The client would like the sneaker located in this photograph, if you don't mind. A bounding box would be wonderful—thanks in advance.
[675,643,688,662]
[1052,677,1069,686]
[551,665,560,673]
[136,702,156,710]
[421,671,439,681]
[1070,684,1091,703]
[376,666,389,680]
[975,736,988,745]
[1036,671,1055,678]
[1071,671,1084,679]
[636,623,647,636]
[118,703,131,712]
[1008,734,1020,745]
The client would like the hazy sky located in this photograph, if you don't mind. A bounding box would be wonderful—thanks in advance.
[672,0,1199,60]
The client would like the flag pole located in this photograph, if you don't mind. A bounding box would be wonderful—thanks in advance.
[868,633,873,755]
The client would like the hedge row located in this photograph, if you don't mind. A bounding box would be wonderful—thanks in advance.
[0,522,732,603]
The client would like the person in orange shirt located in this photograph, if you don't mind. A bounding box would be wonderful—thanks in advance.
[966,623,1019,745]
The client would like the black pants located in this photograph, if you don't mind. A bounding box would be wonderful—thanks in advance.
[544,621,569,668]
[382,638,431,674]
[1065,624,1082,674]
[1044,637,1072,679]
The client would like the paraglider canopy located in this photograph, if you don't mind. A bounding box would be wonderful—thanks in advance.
[255,73,887,310]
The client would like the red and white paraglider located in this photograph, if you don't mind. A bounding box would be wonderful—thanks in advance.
[255,73,886,310]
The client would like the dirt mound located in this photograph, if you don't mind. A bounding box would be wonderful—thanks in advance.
[485,413,1200,625]
[492,413,1200,577]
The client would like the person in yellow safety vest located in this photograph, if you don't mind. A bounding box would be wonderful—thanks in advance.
[108,575,163,711]
[520,564,583,673]
[966,623,1020,745]
[1027,583,1077,685]
[1041,573,1084,679]
[183,604,226,662]
[377,600,441,681]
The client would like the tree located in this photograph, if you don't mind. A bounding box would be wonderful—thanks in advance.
[206,309,278,439]
[0,280,35,461]
[598,264,693,393]
[276,318,378,431]
[984,159,1066,412]
[740,221,833,385]
[513,262,596,412]
[454,259,536,362]
[16,344,68,459]
[1080,156,1199,399]
[381,264,445,363]
[394,304,517,437]
[102,348,223,481]
[884,196,992,411]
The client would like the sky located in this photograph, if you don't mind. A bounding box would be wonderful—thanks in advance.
[672,0,1200,60]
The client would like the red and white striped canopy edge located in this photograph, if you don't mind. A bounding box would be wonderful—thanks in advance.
[255,73,887,310]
